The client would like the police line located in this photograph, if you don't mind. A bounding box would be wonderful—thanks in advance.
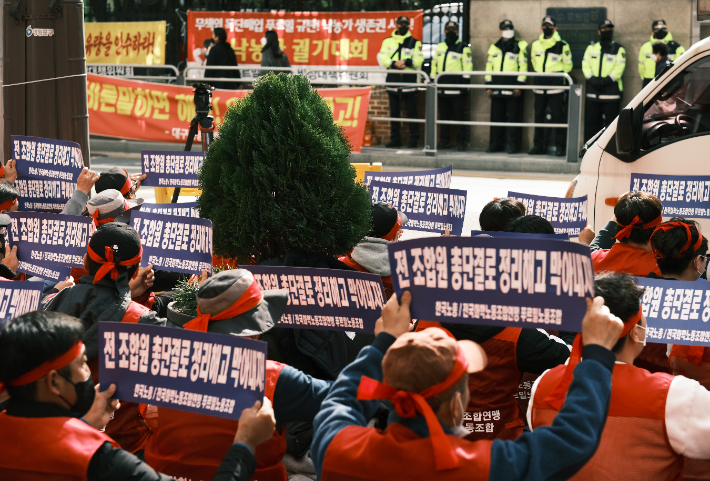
[364,165,452,188]
[141,150,204,189]
[99,323,266,421]
[242,265,385,333]
[369,180,467,236]
[508,192,588,236]
[632,173,710,219]
[12,136,84,213]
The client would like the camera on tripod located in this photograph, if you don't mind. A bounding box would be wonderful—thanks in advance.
[192,82,213,117]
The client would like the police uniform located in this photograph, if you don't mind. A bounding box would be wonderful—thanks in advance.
[639,20,685,87]
[378,16,424,148]
[529,16,572,156]
[430,21,472,150]
[583,19,626,142]
[485,20,528,154]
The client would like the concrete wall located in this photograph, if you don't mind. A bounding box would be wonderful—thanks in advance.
[467,0,692,150]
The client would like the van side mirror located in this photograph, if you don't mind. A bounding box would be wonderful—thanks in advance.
[616,108,636,154]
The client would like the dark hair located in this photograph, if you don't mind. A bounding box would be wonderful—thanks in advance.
[262,30,283,58]
[0,182,19,206]
[652,41,669,57]
[213,27,227,43]
[479,198,525,231]
[614,191,663,245]
[504,214,555,234]
[651,217,708,276]
[594,273,645,353]
[0,311,84,400]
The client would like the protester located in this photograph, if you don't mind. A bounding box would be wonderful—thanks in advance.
[339,202,407,299]
[206,27,240,90]
[479,198,525,231]
[94,167,146,200]
[530,273,710,480]
[261,30,291,76]
[313,290,623,479]
[86,189,142,227]
[43,222,171,454]
[143,269,332,480]
[504,214,555,234]
[0,310,276,481]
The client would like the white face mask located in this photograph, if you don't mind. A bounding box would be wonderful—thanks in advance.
[502,29,515,39]
[650,53,658,63]
[450,394,469,438]
[260,37,267,46]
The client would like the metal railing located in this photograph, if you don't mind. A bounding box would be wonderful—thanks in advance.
[87,64,180,83]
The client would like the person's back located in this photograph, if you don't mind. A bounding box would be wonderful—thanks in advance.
[205,27,239,90]
[260,30,291,77]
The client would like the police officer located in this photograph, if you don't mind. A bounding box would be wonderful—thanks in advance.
[485,19,528,154]
[639,20,685,87]
[529,15,572,157]
[583,19,626,142]
[378,16,424,148]
[430,21,472,151]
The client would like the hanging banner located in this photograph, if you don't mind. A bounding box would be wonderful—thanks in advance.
[86,74,371,152]
[141,202,200,218]
[369,180,467,236]
[242,265,385,333]
[130,211,212,275]
[140,151,204,188]
[99,322,267,420]
[507,192,588,236]
[0,281,45,330]
[11,135,85,213]
[85,21,166,65]
[186,10,423,81]
[631,173,710,219]
[470,230,569,241]
[388,237,594,331]
[364,165,453,188]
[636,276,710,347]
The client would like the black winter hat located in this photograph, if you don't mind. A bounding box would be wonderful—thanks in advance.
[95,167,133,195]
[370,202,409,240]
[89,223,141,267]
[499,19,514,30]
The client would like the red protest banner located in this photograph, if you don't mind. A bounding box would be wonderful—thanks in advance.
[187,10,423,67]
[86,74,371,152]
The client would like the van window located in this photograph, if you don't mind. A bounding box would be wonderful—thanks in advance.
[641,55,710,151]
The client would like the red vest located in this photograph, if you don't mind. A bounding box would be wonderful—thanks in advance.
[531,363,682,481]
[0,413,117,481]
[321,423,492,481]
[144,361,287,481]
[338,255,394,299]
[416,321,523,441]
[591,243,662,277]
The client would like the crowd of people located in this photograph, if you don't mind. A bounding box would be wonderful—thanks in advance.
[0,139,708,481]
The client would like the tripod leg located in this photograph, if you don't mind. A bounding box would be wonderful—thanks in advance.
[173,118,200,203]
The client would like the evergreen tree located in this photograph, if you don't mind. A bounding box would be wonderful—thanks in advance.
[198,73,372,264]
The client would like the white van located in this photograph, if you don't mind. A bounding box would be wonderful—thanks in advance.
[571,36,710,232]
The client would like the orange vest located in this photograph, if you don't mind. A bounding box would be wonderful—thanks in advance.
[321,423,492,481]
[591,243,662,277]
[144,360,286,481]
[416,321,524,441]
[338,255,395,299]
[531,363,682,481]
[0,413,117,481]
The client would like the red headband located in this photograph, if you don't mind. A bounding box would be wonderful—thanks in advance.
[0,341,84,394]
[383,213,402,241]
[615,214,663,240]
[87,244,143,283]
[650,222,704,259]
[0,197,18,211]
[120,170,132,195]
[544,306,643,410]
[184,278,263,332]
[357,347,469,471]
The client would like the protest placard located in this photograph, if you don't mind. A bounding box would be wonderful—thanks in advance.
[140,202,200,218]
[370,180,467,236]
[364,165,453,188]
[241,265,385,333]
[131,210,212,274]
[388,237,594,331]
[469,230,569,241]
[7,213,95,276]
[636,276,710,347]
[631,173,710,219]
[141,150,204,189]
[11,135,85,213]
[99,323,267,420]
[0,281,45,330]
[507,192,588,236]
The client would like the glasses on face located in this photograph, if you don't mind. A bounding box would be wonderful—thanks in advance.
[635,324,647,347]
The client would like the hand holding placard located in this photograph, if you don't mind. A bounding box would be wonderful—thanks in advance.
[83,383,121,431]
[234,398,277,453]
[376,291,414,338]
[582,297,624,350]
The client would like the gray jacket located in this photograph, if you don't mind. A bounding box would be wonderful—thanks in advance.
[260,49,291,77]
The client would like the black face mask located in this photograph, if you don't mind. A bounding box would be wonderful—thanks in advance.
[654,30,668,39]
[397,26,409,36]
[59,373,96,417]
[445,31,458,43]
[543,27,554,37]
[600,30,613,42]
